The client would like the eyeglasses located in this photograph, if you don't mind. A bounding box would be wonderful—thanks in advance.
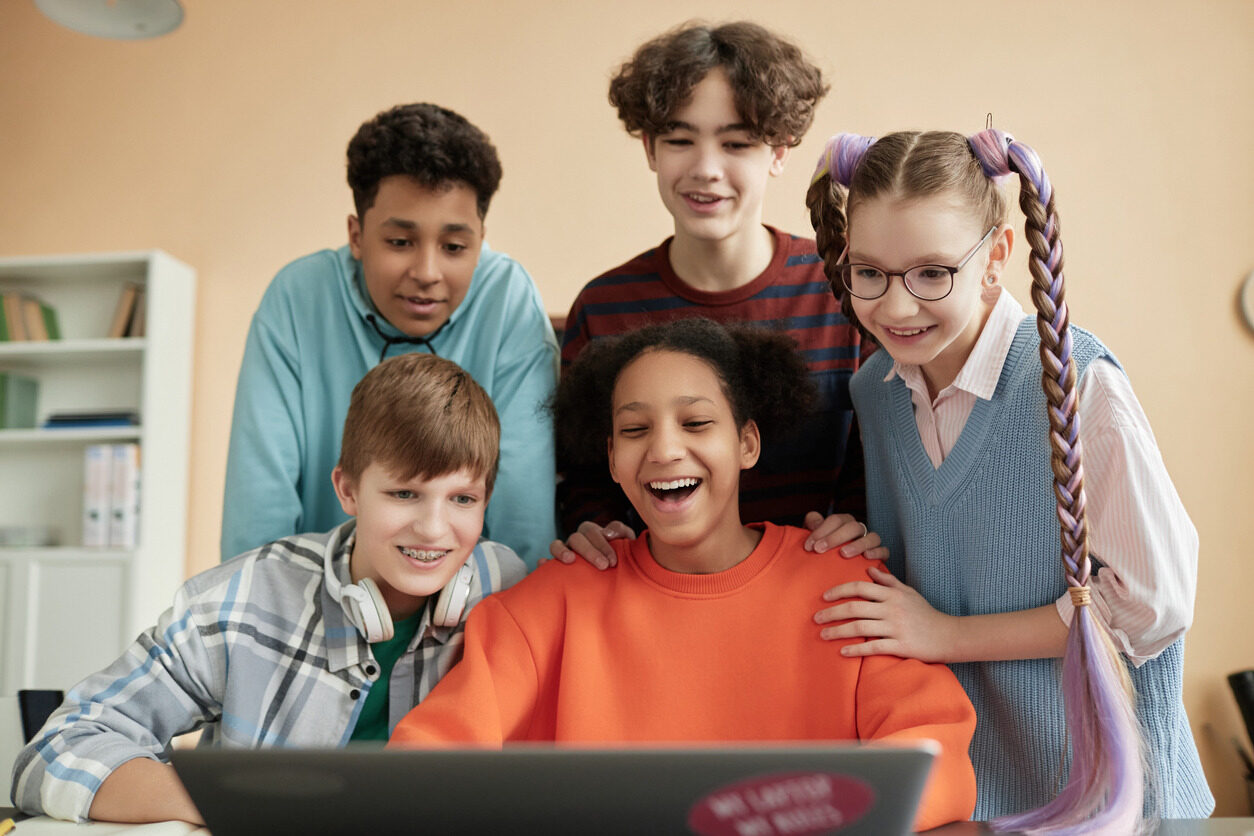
[836,226,997,302]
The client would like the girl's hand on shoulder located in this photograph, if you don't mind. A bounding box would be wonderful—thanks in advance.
[802,511,887,560]
[814,566,955,663]
[548,520,636,570]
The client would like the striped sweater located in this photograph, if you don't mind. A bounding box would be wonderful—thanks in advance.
[559,226,866,533]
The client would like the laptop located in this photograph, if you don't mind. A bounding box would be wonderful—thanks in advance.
[172,741,938,835]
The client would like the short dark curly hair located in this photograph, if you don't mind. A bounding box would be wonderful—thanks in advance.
[608,21,828,147]
[553,317,816,469]
[346,103,502,219]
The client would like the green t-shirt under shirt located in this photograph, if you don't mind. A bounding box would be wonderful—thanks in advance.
[349,611,424,741]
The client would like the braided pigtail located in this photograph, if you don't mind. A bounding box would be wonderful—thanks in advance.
[970,129,1146,834]
[806,133,876,341]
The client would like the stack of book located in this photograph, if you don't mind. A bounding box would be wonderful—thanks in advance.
[83,442,142,548]
[42,409,139,430]
[108,283,146,338]
[0,291,61,341]
[0,371,39,428]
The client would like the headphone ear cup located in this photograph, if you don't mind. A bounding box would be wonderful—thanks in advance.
[347,577,395,643]
[432,562,475,628]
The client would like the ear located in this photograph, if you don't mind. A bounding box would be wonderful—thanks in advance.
[331,466,359,516]
[768,143,791,178]
[347,214,363,260]
[738,419,761,470]
[606,436,622,485]
[985,224,1014,278]
[642,134,658,172]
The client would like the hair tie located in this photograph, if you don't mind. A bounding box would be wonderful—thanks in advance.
[967,128,1015,179]
[811,133,877,187]
[1068,585,1092,608]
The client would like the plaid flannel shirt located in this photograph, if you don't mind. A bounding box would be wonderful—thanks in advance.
[11,521,525,821]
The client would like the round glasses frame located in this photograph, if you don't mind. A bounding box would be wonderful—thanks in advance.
[835,226,997,302]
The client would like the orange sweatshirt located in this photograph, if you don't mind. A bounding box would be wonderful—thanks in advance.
[392,523,976,830]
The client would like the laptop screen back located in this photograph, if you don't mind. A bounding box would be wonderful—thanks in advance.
[172,741,936,835]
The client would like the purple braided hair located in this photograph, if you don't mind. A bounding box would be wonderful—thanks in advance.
[969,128,1146,834]
[810,132,877,188]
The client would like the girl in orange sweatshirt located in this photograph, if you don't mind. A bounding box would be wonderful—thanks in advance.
[391,317,977,830]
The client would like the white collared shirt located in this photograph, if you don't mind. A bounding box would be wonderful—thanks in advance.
[884,289,1197,665]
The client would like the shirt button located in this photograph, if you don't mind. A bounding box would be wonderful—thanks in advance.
[349,689,361,700]
[365,664,378,677]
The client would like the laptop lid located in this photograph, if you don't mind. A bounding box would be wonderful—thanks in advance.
[172,741,937,835]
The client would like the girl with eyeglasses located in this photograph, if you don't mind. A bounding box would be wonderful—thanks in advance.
[804,130,1213,830]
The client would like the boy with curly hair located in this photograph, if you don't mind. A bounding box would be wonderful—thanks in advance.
[223,103,557,570]
[554,21,871,565]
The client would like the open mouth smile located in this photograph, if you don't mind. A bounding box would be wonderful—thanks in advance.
[883,325,934,338]
[647,477,702,502]
[398,546,450,563]
[681,193,727,212]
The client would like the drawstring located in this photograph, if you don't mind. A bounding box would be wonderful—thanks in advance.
[365,313,451,363]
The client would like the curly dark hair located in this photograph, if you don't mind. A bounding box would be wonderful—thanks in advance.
[553,317,816,469]
[346,103,502,219]
[608,21,828,147]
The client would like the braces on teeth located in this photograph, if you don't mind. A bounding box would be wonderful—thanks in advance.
[401,547,446,562]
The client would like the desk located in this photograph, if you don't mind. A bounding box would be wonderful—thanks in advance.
[0,811,202,834]
[2,808,1251,834]
[925,822,1254,835]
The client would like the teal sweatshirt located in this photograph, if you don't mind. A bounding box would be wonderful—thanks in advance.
[221,244,558,569]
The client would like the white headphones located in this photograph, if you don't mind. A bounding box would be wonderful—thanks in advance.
[340,560,476,643]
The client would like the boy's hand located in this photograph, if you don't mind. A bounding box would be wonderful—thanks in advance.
[802,511,887,560]
[814,566,956,663]
[548,520,636,570]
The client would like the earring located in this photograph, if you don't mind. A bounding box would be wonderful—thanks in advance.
[981,274,1001,302]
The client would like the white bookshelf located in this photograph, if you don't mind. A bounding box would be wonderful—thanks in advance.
[0,251,194,693]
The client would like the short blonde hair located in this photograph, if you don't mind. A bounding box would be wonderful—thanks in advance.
[337,353,500,492]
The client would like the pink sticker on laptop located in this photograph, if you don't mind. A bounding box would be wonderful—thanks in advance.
[687,771,875,835]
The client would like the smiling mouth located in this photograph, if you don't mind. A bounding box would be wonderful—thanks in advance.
[399,546,450,563]
[885,325,932,337]
[647,477,702,502]
[684,193,724,204]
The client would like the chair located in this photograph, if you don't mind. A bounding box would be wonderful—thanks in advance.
[17,689,64,742]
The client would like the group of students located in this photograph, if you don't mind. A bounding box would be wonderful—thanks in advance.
[12,19,1213,832]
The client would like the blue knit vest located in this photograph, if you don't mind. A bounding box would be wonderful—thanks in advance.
[852,317,1213,820]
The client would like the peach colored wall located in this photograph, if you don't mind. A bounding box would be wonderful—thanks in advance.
[2,0,1252,815]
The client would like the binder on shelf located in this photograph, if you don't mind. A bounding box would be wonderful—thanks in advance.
[108,442,141,548]
[0,292,60,342]
[21,295,56,340]
[82,443,112,547]
[127,286,146,337]
[0,372,39,428]
[23,296,48,340]
[107,283,142,338]
[0,373,38,428]
[2,292,28,340]
[41,299,61,339]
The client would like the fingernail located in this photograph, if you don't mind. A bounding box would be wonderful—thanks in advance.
[840,545,855,557]
[813,540,827,554]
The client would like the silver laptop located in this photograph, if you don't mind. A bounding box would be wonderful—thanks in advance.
[172,741,938,835]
